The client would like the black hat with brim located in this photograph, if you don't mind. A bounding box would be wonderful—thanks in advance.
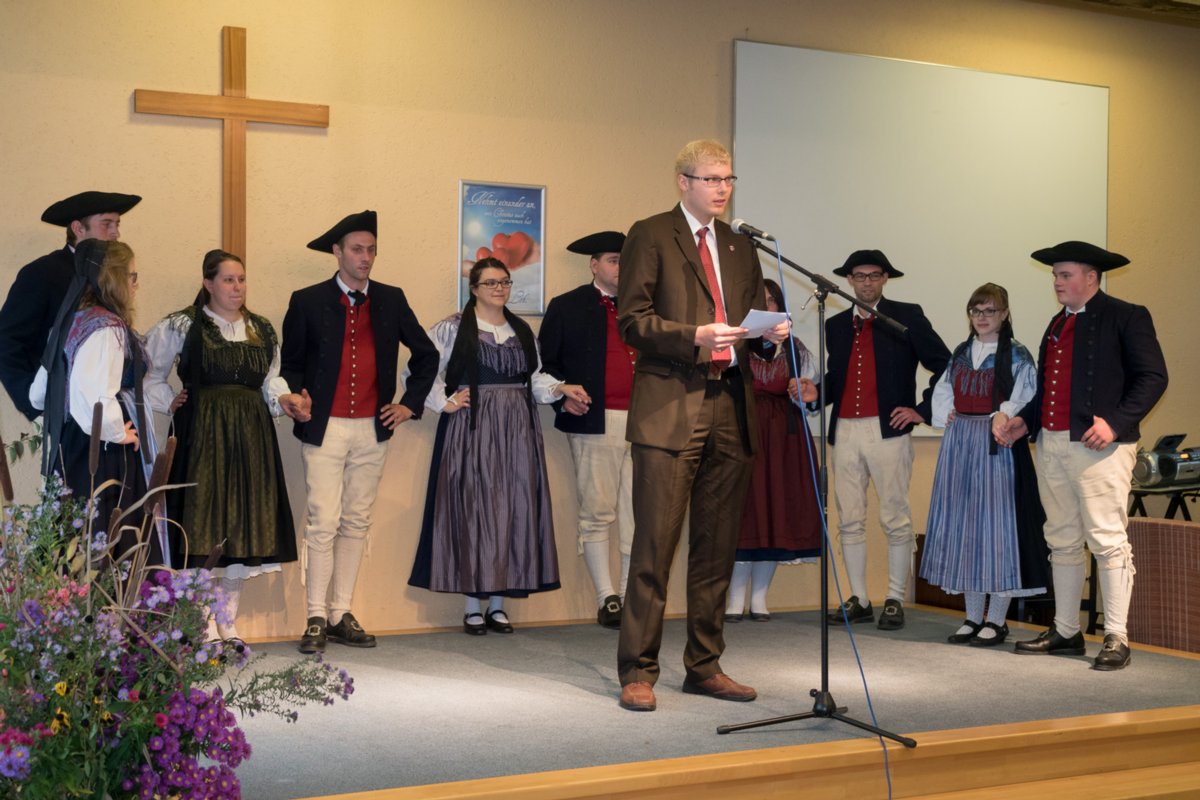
[567,231,626,257]
[1030,240,1129,272]
[307,210,377,253]
[833,249,904,278]
[41,191,141,226]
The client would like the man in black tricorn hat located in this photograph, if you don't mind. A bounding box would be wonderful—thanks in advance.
[281,210,439,654]
[539,230,636,629]
[822,249,950,632]
[0,190,141,418]
[1001,241,1167,670]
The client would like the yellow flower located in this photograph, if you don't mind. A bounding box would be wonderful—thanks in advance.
[54,681,68,696]
[51,708,71,733]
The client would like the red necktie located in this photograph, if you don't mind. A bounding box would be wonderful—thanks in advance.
[697,227,730,371]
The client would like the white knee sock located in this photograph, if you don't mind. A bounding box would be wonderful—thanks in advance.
[216,576,244,640]
[464,596,482,621]
[749,562,777,614]
[985,595,1011,627]
[329,533,368,627]
[487,596,508,623]
[964,592,986,624]
[840,540,869,602]
[582,540,615,606]
[886,539,914,602]
[1097,561,1133,643]
[726,561,751,614]
[1052,562,1086,638]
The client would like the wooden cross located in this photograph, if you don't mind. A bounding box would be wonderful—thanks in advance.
[134,26,329,257]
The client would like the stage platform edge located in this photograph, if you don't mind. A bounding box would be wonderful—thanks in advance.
[302,703,1200,800]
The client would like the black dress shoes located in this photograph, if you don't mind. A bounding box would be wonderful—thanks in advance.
[463,613,487,635]
[749,612,771,622]
[597,595,622,629]
[827,595,874,625]
[877,599,905,630]
[485,609,514,634]
[724,613,744,623]
[298,616,327,654]
[327,612,377,648]
[1014,626,1086,656]
[947,619,983,644]
[969,622,1009,647]
[1093,634,1132,671]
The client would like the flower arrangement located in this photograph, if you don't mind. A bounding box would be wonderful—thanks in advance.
[0,453,353,798]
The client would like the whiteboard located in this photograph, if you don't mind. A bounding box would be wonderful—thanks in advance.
[733,41,1109,432]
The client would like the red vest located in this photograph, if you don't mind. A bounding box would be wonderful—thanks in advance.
[601,294,635,410]
[330,293,379,419]
[839,315,880,418]
[1040,313,1075,431]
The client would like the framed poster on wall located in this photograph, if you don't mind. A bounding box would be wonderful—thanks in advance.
[458,180,545,315]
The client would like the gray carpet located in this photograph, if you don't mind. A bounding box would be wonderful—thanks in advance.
[234,609,1200,799]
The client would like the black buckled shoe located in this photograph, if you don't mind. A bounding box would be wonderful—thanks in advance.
[877,599,905,630]
[969,622,1009,647]
[827,596,874,625]
[485,609,514,634]
[298,616,327,654]
[1093,634,1132,671]
[597,595,622,629]
[327,612,377,648]
[1014,626,1086,656]
[463,613,487,636]
[947,619,983,644]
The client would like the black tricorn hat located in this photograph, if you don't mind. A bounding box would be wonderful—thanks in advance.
[41,191,141,226]
[566,231,626,257]
[1030,241,1129,272]
[307,210,378,253]
[833,249,904,278]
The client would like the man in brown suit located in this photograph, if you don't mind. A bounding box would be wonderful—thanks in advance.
[615,140,801,711]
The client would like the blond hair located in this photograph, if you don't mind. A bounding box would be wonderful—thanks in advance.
[674,139,731,175]
[80,241,135,326]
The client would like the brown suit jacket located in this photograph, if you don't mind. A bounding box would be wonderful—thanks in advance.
[617,204,767,452]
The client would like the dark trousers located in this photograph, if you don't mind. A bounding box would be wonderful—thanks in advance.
[617,377,754,686]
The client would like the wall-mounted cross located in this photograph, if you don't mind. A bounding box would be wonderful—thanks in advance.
[135,26,329,257]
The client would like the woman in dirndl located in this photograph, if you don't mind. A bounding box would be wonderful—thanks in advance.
[145,249,307,643]
[409,258,588,635]
[919,282,1048,646]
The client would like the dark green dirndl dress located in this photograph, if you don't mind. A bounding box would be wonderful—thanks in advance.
[167,307,297,570]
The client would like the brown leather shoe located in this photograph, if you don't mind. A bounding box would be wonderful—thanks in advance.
[619,681,656,711]
[682,673,757,702]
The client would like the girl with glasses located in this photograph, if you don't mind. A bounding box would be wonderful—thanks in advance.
[409,258,588,635]
[919,283,1048,647]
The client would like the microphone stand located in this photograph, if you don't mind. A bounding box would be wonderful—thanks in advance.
[716,237,916,749]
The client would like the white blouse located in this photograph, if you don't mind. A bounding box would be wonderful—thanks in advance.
[143,306,290,417]
[30,325,132,443]
[930,338,1036,429]
[417,315,563,414]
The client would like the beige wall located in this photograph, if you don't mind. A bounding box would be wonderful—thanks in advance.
[1,0,1195,640]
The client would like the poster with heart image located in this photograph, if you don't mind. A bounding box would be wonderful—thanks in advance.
[459,180,545,315]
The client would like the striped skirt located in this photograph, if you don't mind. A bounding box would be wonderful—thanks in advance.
[919,414,1044,596]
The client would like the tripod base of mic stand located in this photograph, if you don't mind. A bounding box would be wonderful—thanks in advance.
[716,688,917,748]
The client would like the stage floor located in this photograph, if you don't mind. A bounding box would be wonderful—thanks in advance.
[234,607,1200,799]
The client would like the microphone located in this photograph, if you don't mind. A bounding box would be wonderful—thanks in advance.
[730,219,776,242]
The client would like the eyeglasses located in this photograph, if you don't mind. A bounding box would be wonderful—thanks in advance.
[967,307,1000,318]
[683,174,738,187]
[474,279,513,289]
[849,271,885,283]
